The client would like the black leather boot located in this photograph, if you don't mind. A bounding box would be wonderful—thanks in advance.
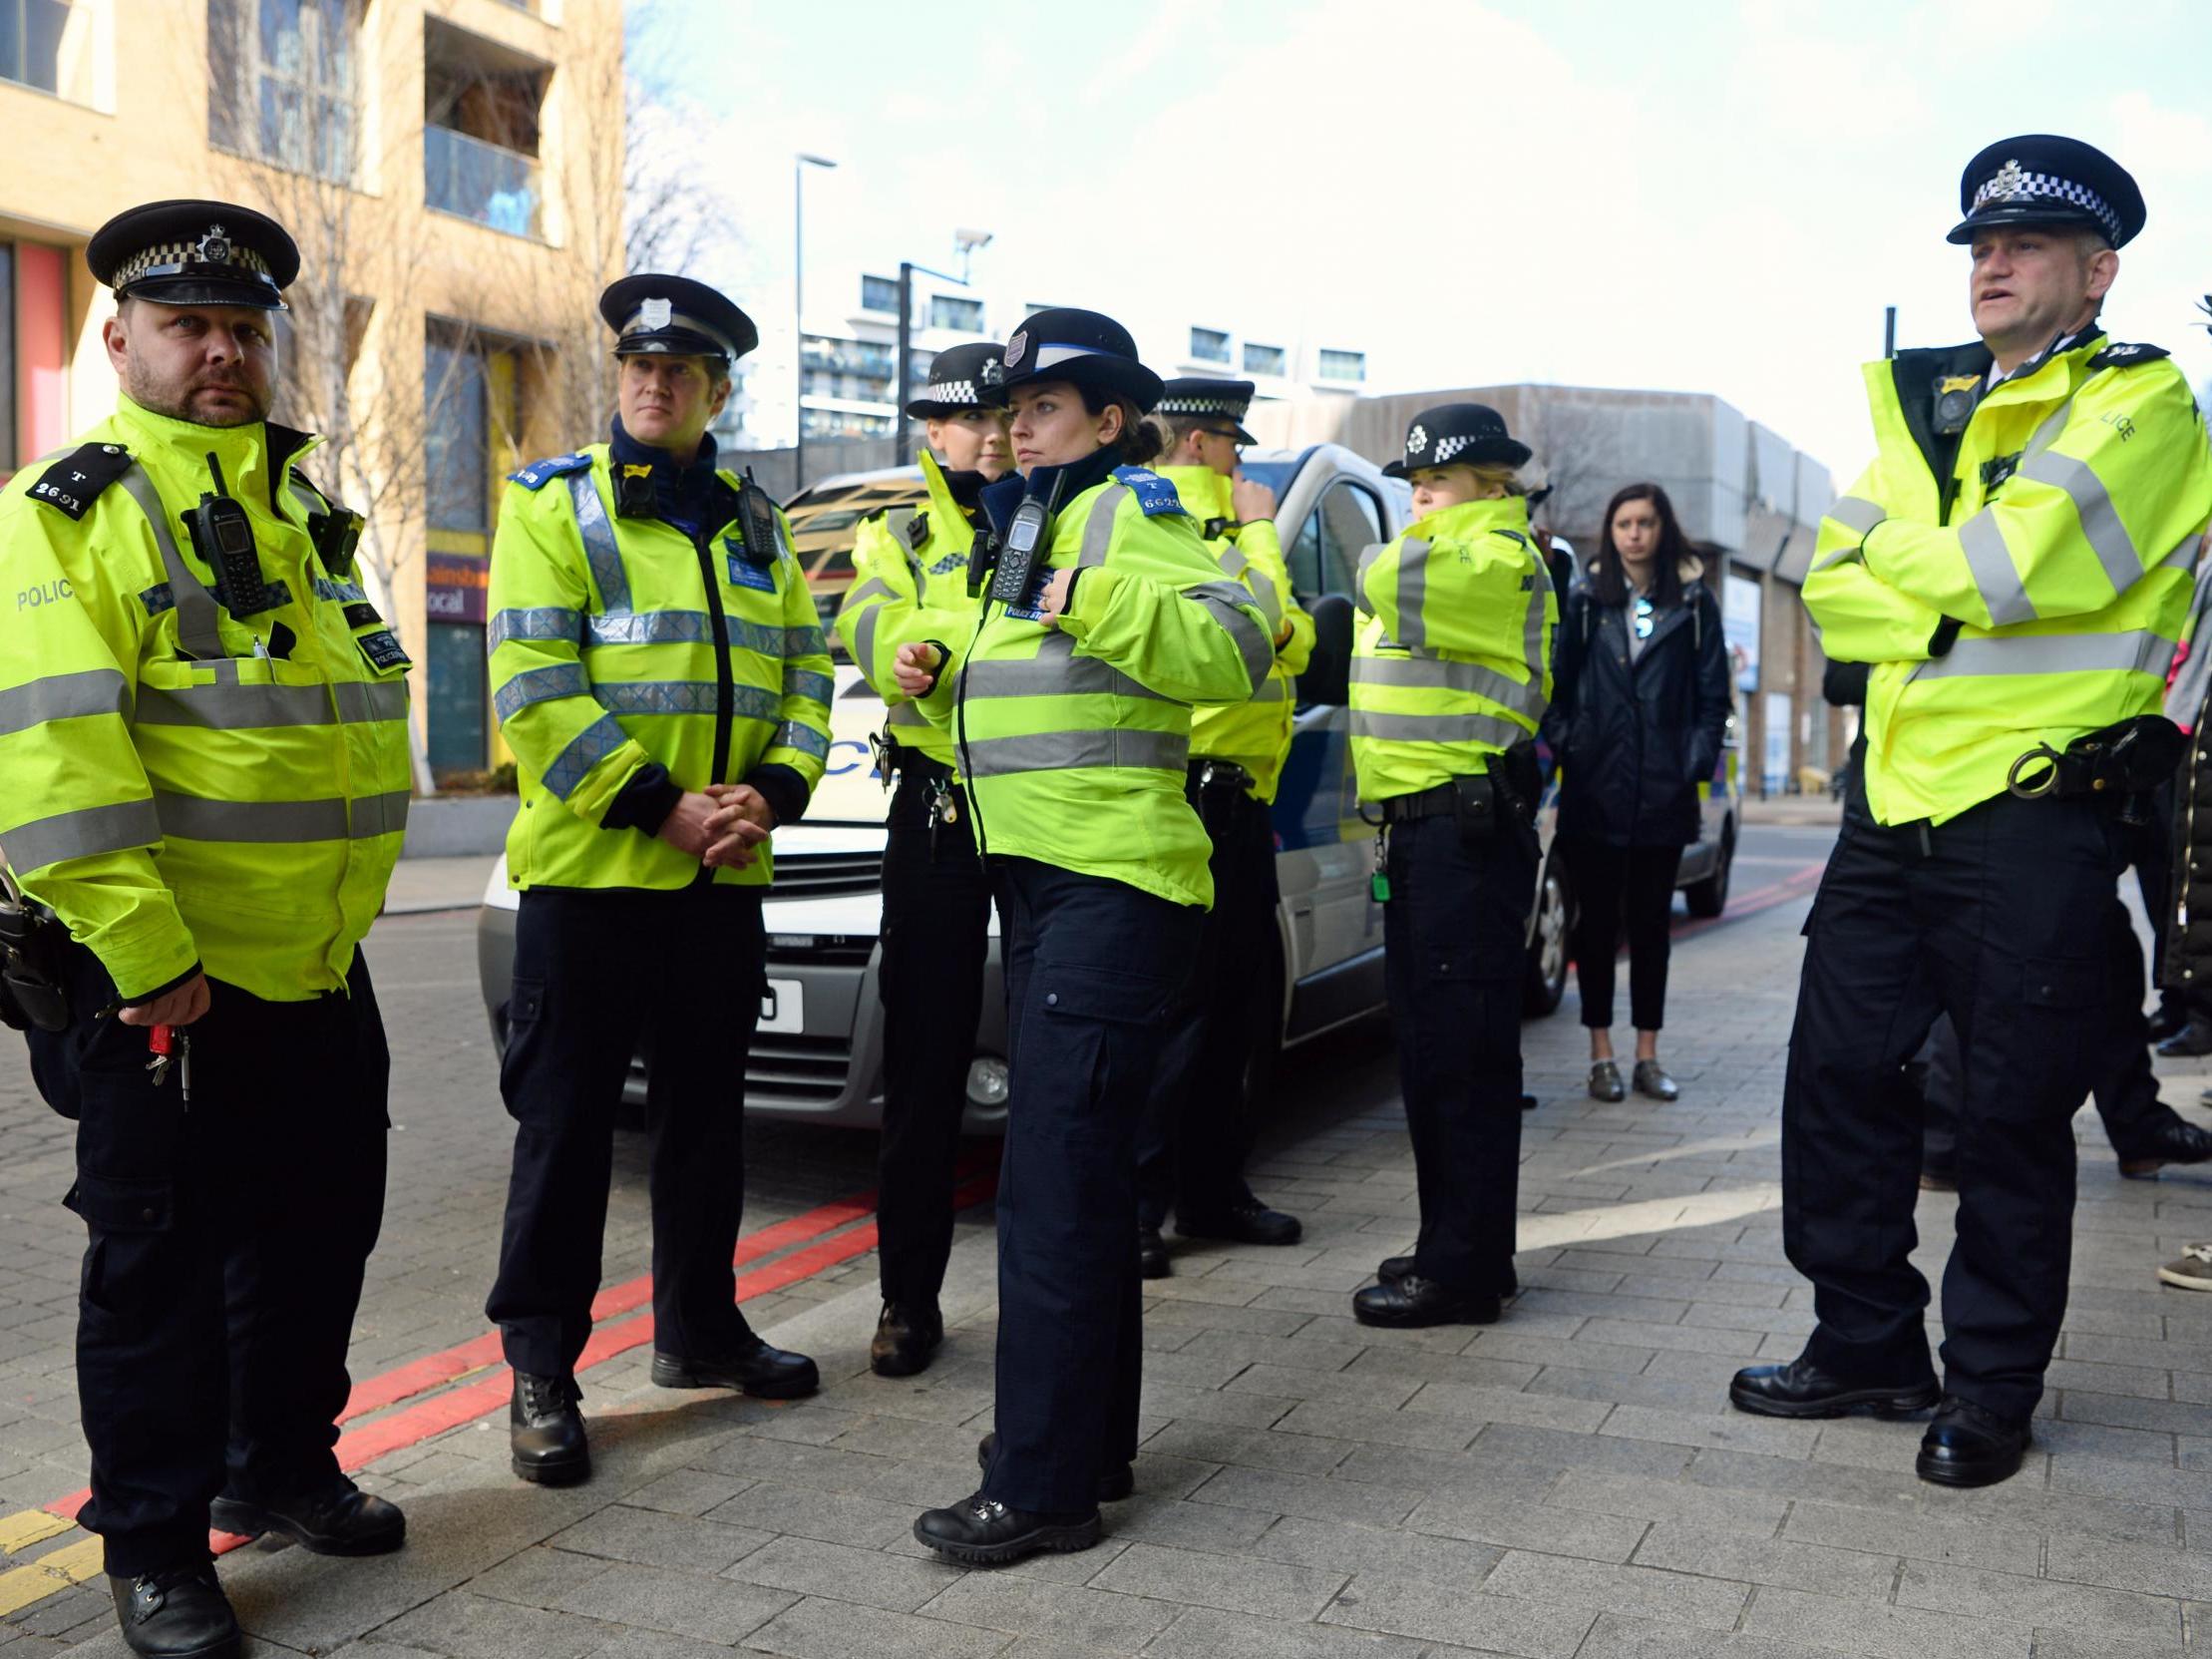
[108,1565,239,1659]
[1351,1275,1500,1328]
[1377,1254,1413,1283]
[510,1371,589,1485]
[651,1335,819,1399]
[1176,1198,1302,1247]
[1729,1356,1940,1419]
[975,1431,1133,1502]
[913,1492,1101,1566]
[1917,1395,2032,1486]
[871,1302,944,1378]
[209,1476,405,1554]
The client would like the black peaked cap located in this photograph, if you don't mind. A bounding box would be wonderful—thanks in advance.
[600,273,759,364]
[88,199,298,310]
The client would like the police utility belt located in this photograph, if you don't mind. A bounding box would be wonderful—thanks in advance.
[1376,744,1542,842]
[2006,714,2183,827]
[0,867,71,1034]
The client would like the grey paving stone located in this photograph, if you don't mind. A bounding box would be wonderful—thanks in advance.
[1631,1521,1896,1599]
[1188,1465,1423,1527]
[1140,1380,1298,1429]
[550,1503,772,1574]
[1140,1604,1425,1659]
[1573,1612,1857,1659]
[1400,1382,1612,1434]
[1468,1424,1695,1478]
[2022,1630,2196,1659]
[1228,1363,1424,1408]
[1249,1512,1502,1589]
[2043,1529,2212,1599]
[1091,1540,1346,1620]
[917,1574,1178,1650]
[1106,1494,1280,1552]
[724,1533,959,1614]
[590,1631,752,1659]
[465,1544,616,1608]
[552,1561,796,1644]
[619,1467,756,1516]
[1548,1469,1788,1535]
[1742,1584,2034,1659]
[1404,1488,1649,1563]
[1598,1405,1812,1458]
[1144,1417,1363,1472]
[1318,1570,1595,1657]
[1480,1549,1749,1630]
[1894,1559,2183,1643]
[375,1589,614,1659]
[742,1594,1011,1659]
[1781,1501,2041,1576]
[1271,1398,1477,1453]
[706,1479,924,1550]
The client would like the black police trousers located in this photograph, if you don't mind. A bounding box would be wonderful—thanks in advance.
[488,883,765,1380]
[1137,778,1279,1229]
[27,951,388,1575]
[1784,792,2123,1420]
[981,857,1200,1515]
[1384,810,1538,1297]
[875,770,990,1309]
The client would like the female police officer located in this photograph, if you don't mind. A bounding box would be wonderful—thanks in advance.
[1347,404,1555,1330]
[890,309,1271,1565]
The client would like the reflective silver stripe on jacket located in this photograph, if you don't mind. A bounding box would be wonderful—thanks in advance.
[2013,449,2140,598]
[117,464,226,660]
[0,797,163,871]
[493,663,590,722]
[491,607,583,650]
[1959,513,2037,626]
[960,634,1179,703]
[567,472,631,613]
[1248,676,1290,704]
[769,721,831,760]
[1350,709,1527,747]
[846,578,898,672]
[1826,495,1886,537]
[1916,628,2179,680]
[887,702,930,728]
[1393,538,1433,648]
[139,676,410,730]
[542,713,629,800]
[962,726,1189,779]
[583,613,823,657]
[0,668,132,738]
[1217,541,1283,633]
[593,681,782,721]
[1353,542,1387,616]
[784,668,834,706]
[1077,486,1130,569]
[152,788,411,843]
[1350,654,1546,719]
[1184,581,1274,692]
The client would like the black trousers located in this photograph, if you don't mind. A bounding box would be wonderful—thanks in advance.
[981,858,1199,1514]
[1922,896,2175,1167]
[875,770,990,1308]
[1136,779,1279,1229]
[27,949,388,1575]
[1564,837,1682,1032]
[1784,793,2122,1420]
[1384,811,1538,1297]
[488,883,765,1380]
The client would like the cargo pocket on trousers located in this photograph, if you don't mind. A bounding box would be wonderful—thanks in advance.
[64,1173,176,1317]
[498,976,546,1117]
[2017,956,2102,1095]
[1035,960,1175,1141]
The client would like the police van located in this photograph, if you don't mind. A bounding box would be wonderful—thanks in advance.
[476,444,1735,1130]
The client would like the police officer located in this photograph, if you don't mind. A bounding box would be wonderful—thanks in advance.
[486,274,831,1486]
[1345,404,1554,1330]
[0,201,409,1659]
[1732,138,2212,1487]
[892,309,1270,1566]
[835,343,1010,1377]
[1134,378,1312,1275]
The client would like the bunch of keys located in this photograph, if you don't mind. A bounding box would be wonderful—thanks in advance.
[926,775,959,858]
[146,1024,192,1104]
[1369,828,1391,905]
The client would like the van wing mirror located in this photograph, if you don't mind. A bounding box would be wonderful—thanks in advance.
[1297,592,1355,708]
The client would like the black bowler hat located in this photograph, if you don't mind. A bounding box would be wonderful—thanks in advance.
[1948,135,2145,248]
[1382,403,1530,479]
[905,342,1007,419]
[599,273,759,365]
[87,199,298,310]
[1157,377,1259,446]
[1000,307,1163,411]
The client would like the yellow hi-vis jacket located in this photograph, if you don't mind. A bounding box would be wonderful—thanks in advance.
[1156,465,1315,803]
[1805,331,2212,825]
[0,396,411,1002]
[1349,496,1555,803]
[488,446,832,889]
[834,452,983,770]
[915,462,1272,909]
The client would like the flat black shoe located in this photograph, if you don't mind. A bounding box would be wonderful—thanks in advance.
[870,1301,943,1378]
[913,1491,1101,1566]
[210,1477,404,1555]
[1728,1356,1940,1420]
[975,1431,1132,1502]
[1176,1198,1302,1247]
[1588,1060,1626,1102]
[1351,1275,1500,1328]
[2115,1114,2212,1179]
[2158,1018,2212,1058]
[1520,1092,1539,1112]
[1916,1395,2031,1487]
[109,1566,239,1659]
[1138,1225,1169,1279]
[1632,1059,1679,1102]
[651,1337,819,1400]
[510,1371,589,1485]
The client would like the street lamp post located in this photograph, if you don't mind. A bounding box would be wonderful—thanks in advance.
[892,231,993,468]
[792,152,837,492]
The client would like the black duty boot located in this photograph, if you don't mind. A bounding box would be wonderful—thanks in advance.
[210,1476,405,1555]
[913,1491,1101,1566]
[1351,1275,1500,1328]
[975,1431,1133,1502]
[2115,1113,2212,1179]
[1729,1356,1940,1420]
[510,1371,589,1485]
[651,1336,819,1399]
[870,1302,943,1378]
[1138,1225,1170,1279]
[1916,1395,2032,1487]
[108,1565,239,1659]
[1176,1198,1302,1247]
[1377,1254,1414,1283]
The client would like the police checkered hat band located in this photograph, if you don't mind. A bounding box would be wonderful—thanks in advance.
[1972,159,2122,244]
[112,227,276,291]
[925,380,984,406]
[1157,393,1252,420]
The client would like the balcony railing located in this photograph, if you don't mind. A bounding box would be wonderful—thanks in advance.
[425,124,541,238]
[802,339,895,378]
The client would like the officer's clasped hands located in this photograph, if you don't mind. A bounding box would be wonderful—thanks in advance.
[701,783,775,870]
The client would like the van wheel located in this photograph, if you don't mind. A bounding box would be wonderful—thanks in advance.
[1683,824,1734,919]
[1523,859,1570,1017]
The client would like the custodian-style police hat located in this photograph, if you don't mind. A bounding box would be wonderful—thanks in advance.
[1382,403,1531,479]
[905,341,1008,419]
[599,273,759,365]
[87,199,298,310]
[1948,135,2145,248]
[1157,377,1259,446]
[1000,307,1164,411]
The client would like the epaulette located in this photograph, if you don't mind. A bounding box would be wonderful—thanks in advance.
[27,442,132,521]
[2088,342,2170,371]
[508,452,593,491]
[1111,465,1190,518]
[903,511,930,553]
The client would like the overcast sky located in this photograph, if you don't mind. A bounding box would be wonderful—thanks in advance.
[632,0,2212,480]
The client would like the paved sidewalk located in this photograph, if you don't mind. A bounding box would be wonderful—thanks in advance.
[6,831,2212,1657]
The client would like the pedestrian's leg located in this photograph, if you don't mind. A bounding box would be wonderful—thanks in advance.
[1626,844,1683,1044]
[1566,837,1625,1042]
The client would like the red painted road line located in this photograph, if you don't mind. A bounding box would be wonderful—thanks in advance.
[1673,860,1826,946]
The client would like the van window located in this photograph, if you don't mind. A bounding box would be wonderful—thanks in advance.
[1288,480,1382,600]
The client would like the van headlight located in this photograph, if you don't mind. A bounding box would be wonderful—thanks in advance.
[966,1056,1010,1107]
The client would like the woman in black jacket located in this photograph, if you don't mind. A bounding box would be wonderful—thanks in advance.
[1547,483,1730,1102]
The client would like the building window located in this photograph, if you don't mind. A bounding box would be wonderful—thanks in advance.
[1317,349,1366,383]
[422,16,548,237]
[802,408,893,441]
[207,0,359,183]
[860,275,899,314]
[1189,327,1231,365]
[426,332,490,535]
[928,294,983,333]
[0,0,68,94]
[1243,342,1286,377]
